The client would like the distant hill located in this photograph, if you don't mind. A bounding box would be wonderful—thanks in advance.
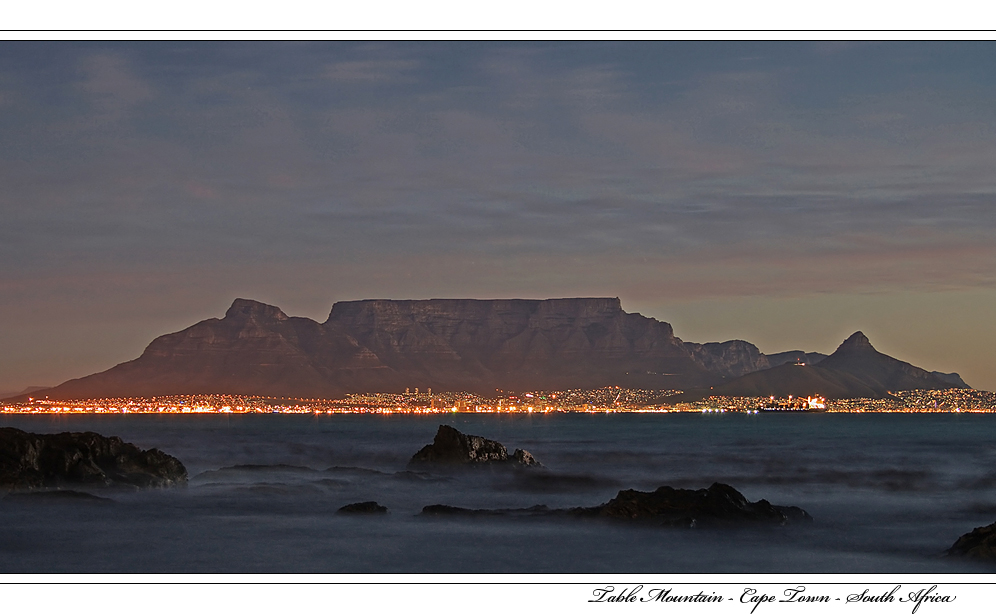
[6,300,970,401]
[764,350,827,367]
[696,332,968,400]
[0,386,50,400]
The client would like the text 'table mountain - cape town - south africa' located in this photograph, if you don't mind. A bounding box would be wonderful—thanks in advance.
[10,298,970,402]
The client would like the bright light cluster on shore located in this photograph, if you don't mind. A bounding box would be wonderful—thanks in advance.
[2,387,995,415]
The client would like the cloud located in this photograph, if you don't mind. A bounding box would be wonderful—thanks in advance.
[323,59,420,83]
[77,51,154,116]
[4,42,996,391]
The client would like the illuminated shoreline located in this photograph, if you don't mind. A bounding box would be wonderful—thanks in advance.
[2,387,995,415]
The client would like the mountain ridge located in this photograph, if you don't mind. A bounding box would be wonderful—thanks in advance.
[5,298,970,401]
[690,330,969,400]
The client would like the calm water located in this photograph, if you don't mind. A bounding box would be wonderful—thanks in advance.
[2,412,995,573]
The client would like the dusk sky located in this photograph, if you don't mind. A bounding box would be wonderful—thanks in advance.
[2,41,995,393]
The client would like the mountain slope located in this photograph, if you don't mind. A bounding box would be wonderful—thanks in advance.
[816,332,968,392]
[707,331,969,399]
[30,299,395,399]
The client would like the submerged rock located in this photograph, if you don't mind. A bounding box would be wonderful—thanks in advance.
[0,427,187,490]
[408,425,541,468]
[947,522,996,560]
[577,482,811,527]
[420,504,552,517]
[418,482,811,528]
[512,449,540,466]
[337,501,388,514]
[3,489,115,504]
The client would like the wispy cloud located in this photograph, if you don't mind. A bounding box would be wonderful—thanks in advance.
[3,42,996,389]
[77,51,154,116]
[323,59,420,83]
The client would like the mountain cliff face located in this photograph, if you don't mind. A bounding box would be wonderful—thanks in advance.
[18,300,970,401]
[33,298,720,399]
[324,298,714,391]
[685,340,771,378]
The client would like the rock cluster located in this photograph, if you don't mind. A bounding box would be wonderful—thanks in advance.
[0,427,187,490]
[408,425,541,468]
[418,482,811,528]
[420,503,552,517]
[337,501,388,514]
[581,482,811,527]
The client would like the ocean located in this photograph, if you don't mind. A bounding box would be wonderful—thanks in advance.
[1,412,994,573]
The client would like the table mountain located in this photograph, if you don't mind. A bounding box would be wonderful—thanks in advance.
[21,298,717,399]
[9,300,969,400]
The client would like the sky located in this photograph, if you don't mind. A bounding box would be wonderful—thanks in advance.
[2,41,995,393]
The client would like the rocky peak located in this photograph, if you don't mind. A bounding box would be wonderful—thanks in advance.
[224,299,288,322]
[835,331,875,353]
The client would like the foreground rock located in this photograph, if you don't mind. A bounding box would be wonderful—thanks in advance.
[0,427,187,490]
[419,482,811,528]
[579,483,812,527]
[947,522,996,560]
[337,501,388,514]
[409,425,541,468]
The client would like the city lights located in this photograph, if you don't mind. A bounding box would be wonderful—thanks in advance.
[2,387,995,415]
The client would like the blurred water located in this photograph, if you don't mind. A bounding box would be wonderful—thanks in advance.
[2,412,995,573]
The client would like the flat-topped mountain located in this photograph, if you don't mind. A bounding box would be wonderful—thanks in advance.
[10,299,970,400]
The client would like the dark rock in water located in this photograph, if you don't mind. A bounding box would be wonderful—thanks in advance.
[419,483,810,528]
[512,449,541,466]
[774,505,814,524]
[408,425,541,468]
[947,522,996,560]
[4,489,115,504]
[0,427,187,490]
[579,483,803,527]
[411,425,506,464]
[325,466,390,477]
[420,504,552,517]
[421,504,499,517]
[337,501,388,514]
